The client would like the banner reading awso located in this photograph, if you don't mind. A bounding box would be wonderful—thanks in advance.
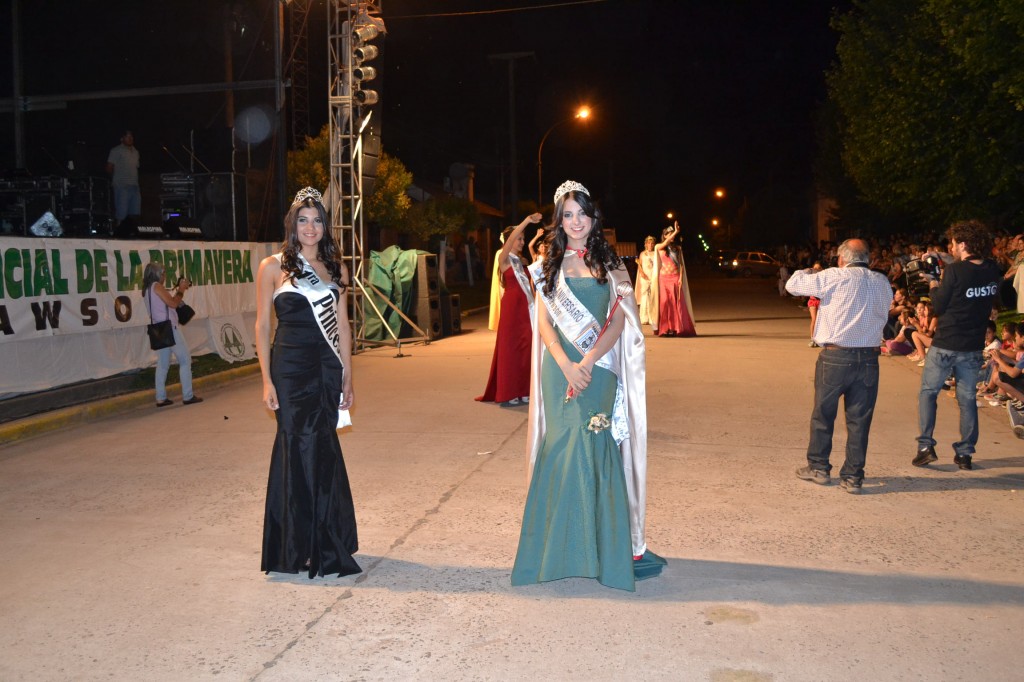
[0,238,275,398]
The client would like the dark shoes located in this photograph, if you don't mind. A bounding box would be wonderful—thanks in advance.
[839,478,862,494]
[155,399,173,408]
[183,396,204,405]
[796,466,830,485]
[953,453,973,470]
[912,446,937,467]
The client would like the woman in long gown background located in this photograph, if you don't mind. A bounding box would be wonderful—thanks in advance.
[655,221,697,337]
[255,187,360,578]
[477,212,543,407]
[635,235,657,330]
[512,180,664,592]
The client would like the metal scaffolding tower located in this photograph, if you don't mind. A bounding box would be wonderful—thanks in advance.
[330,1,423,353]
[287,0,312,146]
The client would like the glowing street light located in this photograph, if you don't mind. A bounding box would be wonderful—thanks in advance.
[666,212,674,220]
[537,106,592,206]
[714,188,726,199]
[711,218,719,227]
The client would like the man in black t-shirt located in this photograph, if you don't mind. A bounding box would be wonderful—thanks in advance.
[914,220,1002,471]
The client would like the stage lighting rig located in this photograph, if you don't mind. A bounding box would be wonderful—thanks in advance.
[350,19,383,106]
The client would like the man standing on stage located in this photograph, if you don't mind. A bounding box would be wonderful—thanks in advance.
[914,220,1001,471]
[106,129,140,226]
[786,239,893,494]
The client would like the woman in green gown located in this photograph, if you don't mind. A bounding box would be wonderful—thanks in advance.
[512,180,664,592]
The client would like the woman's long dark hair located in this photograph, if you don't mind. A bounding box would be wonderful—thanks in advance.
[280,196,345,288]
[541,190,621,296]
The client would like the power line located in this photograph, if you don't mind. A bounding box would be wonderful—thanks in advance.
[386,0,608,21]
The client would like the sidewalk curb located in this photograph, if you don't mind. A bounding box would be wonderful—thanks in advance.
[0,363,261,447]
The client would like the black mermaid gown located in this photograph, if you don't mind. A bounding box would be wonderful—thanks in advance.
[261,290,361,578]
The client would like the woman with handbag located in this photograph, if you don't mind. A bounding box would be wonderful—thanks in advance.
[142,262,202,407]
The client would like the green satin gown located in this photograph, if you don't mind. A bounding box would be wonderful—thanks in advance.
[511,277,638,591]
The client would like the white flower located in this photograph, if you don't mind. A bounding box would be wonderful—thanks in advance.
[586,413,611,433]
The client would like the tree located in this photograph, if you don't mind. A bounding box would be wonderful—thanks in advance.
[287,124,330,199]
[402,196,480,242]
[287,127,413,231]
[826,0,1024,230]
[366,152,412,230]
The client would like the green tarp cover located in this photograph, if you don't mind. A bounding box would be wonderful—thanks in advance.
[362,246,447,341]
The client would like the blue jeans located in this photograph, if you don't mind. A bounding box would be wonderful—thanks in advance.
[113,184,141,221]
[806,347,880,482]
[918,347,984,457]
[155,326,194,401]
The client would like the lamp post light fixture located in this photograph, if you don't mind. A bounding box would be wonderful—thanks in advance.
[714,188,726,199]
[666,212,674,220]
[711,218,719,227]
[537,106,591,206]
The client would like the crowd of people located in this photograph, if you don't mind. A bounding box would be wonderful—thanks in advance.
[784,221,1019,497]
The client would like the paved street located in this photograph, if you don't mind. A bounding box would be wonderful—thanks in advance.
[2,273,1023,681]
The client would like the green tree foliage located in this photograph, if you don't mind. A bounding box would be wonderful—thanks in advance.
[286,127,413,230]
[366,153,412,230]
[403,196,480,242]
[826,0,1024,230]
[287,124,330,199]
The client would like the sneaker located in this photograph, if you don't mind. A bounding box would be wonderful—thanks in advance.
[839,478,862,494]
[796,466,830,485]
[953,453,973,470]
[156,399,173,408]
[499,397,522,407]
[183,396,204,405]
[912,446,938,467]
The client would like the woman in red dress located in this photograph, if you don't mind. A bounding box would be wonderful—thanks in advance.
[477,212,544,406]
[654,222,697,337]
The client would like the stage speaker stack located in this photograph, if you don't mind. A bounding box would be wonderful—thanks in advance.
[63,176,112,237]
[414,253,442,339]
[450,293,462,334]
[194,173,247,241]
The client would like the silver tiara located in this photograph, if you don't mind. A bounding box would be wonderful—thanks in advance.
[293,187,323,205]
[553,180,589,204]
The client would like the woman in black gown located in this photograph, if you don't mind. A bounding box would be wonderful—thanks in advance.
[255,187,360,578]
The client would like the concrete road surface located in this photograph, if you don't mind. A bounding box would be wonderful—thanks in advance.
[2,274,1022,682]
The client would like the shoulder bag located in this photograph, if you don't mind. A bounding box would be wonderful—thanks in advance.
[146,288,176,350]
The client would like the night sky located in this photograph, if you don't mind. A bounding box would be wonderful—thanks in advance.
[1,0,847,245]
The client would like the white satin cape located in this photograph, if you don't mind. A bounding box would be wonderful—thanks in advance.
[651,246,696,332]
[525,267,649,557]
[634,250,657,326]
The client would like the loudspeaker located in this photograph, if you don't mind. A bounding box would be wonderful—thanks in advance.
[414,296,442,340]
[115,217,166,239]
[194,173,247,241]
[415,254,439,299]
[362,129,380,196]
[163,218,203,240]
[440,292,452,337]
[450,293,462,334]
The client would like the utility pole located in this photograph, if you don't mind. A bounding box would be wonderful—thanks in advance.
[488,52,533,219]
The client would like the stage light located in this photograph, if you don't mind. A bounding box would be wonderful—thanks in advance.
[350,18,383,107]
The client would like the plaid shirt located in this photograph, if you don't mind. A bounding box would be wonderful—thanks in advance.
[786,265,893,347]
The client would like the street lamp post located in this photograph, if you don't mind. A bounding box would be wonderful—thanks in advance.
[537,106,590,206]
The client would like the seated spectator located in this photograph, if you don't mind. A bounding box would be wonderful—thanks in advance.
[882,302,918,356]
[992,323,1024,412]
[907,301,937,365]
